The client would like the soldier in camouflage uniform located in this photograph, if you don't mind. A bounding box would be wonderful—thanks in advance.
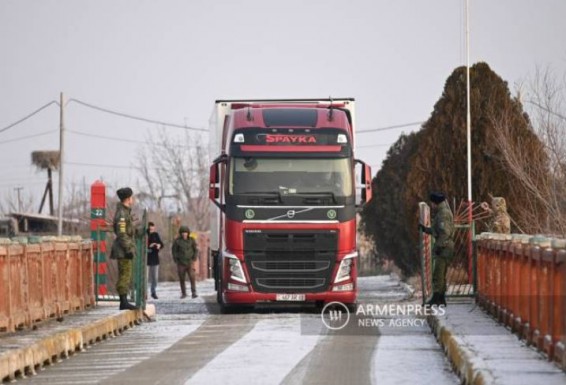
[172,226,199,299]
[109,187,138,310]
[419,192,455,306]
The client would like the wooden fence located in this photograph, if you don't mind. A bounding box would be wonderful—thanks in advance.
[0,241,94,333]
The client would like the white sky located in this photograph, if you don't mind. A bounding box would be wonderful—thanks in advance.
[1,0,565,209]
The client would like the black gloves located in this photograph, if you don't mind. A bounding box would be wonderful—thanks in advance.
[125,252,134,260]
[418,223,426,232]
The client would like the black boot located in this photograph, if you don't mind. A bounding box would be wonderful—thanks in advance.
[439,293,447,307]
[426,292,441,306]
[119,294,138,310]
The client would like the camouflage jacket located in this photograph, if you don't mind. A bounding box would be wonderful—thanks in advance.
[172,236,198,265]
[431,201,455,249]
[109,202,136,259]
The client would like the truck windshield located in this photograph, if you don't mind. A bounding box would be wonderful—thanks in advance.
[229,158,353,197]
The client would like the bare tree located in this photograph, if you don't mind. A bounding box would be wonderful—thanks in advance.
[526,67,566,179]
[137,129,209,231]
[61,179,92,234]
[0,189,34,215]
[491,67,566,236]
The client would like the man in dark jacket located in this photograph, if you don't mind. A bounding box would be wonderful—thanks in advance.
[109,187,138,310]
[419,192,455,306]
[147,222,164,300]
[172,225,199,299]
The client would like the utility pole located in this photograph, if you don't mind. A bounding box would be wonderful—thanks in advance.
[465,0,473,280]
[57,92,65,235]
[14,187,23,212]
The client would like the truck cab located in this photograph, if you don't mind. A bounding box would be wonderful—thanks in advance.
[209,99,372,312]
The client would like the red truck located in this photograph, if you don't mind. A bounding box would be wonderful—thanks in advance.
[209,98,372,312]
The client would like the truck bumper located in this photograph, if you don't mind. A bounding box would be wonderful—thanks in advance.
[223,290,356,305]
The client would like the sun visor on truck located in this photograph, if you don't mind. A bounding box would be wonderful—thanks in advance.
[262,108,318,127]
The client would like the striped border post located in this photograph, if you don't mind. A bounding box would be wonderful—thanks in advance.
[90,181,107,299]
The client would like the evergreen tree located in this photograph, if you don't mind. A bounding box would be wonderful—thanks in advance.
[362,62,548,276]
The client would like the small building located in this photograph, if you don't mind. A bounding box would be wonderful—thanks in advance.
[0,213,81,237]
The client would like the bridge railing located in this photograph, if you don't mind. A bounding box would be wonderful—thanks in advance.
[476,233,566,370]
[0,239,95,333]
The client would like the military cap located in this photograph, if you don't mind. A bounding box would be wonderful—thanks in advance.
[179,225,190,234]
[429,192,445,204]
[116,187,133,201]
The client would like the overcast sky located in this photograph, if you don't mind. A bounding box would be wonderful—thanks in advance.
[1,0,565,210]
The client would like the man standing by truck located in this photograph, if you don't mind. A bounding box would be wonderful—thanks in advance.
[172,226,199,299]
[110,187,138,310]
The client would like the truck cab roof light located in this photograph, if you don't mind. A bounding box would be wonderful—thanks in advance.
[234,133,245,143]
[337,134,348,144]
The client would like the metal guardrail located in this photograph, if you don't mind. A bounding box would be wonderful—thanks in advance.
[133,210,148,309]
[0,241,95,333]
[476,233,566,370]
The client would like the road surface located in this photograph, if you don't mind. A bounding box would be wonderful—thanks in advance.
[18,276,458,385]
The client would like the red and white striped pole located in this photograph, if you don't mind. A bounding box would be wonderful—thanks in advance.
[91,180,108,297]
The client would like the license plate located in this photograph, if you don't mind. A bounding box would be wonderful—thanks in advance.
[276,294,306,301]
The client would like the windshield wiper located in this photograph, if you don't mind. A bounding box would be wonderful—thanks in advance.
[239,191,279,196]
[292,191,337,204]
[238,191,282,204]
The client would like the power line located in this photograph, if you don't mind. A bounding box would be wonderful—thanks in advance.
[67,98,208,132]
[356,142,394,149]
[0,164,35,170]
[65,161,201,173]
[66,161,135,170]
[0,130,58,145]
[67,129,203,148]
[65,161,160,171]
[525,100,566,121]
[357,121,424,134]
[0,175,50,182]
[67,129,148,145]
[0,101,59,134]
[0,181,46,188]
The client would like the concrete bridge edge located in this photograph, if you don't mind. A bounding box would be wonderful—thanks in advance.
[0,304,155,382]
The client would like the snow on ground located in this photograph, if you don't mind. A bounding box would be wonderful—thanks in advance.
[357,275,413,302]
[371,335,458,385]
[185,317,320,385]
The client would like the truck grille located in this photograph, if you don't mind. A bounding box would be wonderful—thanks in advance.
[244,230,337,293]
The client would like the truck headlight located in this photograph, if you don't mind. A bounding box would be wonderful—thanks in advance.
[334,252,357,283]
[224,252,247,283]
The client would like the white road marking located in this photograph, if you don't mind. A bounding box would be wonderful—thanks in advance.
[186,317,320,385]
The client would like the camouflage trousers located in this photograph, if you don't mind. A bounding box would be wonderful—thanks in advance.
[432,257,449,293]
[177,262,197,295]
[432,246,454,294]
[116,259,133,296]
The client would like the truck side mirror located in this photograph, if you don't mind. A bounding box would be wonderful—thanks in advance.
[355,159,373,209]
[209,163,220,200]
[210,155,227,211]
[361,163,372,203]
